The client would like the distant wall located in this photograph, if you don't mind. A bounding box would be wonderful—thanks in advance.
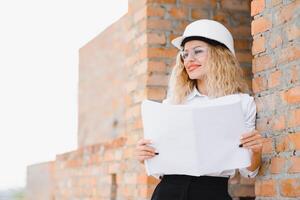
[78,14,129,147]
[26,162,55,200]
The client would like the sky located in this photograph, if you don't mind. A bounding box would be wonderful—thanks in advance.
[0,0,128,190]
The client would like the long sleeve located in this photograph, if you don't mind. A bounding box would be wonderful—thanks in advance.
[238,95,259,178]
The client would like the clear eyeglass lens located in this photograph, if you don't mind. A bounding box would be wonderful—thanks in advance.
[181,48,205,60]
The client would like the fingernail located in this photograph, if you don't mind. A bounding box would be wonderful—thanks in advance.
[239,144,243,148]
[155,152,159,155]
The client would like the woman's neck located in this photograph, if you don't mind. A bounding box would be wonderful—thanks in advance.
[196,79,208,95]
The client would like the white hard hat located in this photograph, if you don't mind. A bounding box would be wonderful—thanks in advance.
[172,19,235,55]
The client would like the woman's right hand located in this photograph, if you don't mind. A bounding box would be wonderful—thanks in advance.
[135,139,158,164]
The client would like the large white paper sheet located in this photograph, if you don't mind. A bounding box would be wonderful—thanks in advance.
[141,94,251,177]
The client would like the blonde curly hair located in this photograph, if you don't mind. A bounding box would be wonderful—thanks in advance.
[167,43,249,104]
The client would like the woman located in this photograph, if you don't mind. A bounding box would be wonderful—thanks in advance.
[136,19,264,200]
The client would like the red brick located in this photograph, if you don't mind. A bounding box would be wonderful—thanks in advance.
[252,76,267,93]
[126,47,147,66]
[271,115,285,131]
[147,19,172,30]
[256,117,269,131]
[278,45,300,64]
[137,185,153,198]
[270,156,285,174]
[148,61,167,73]
[148,0,176,3]
[270,32,283,49]
[262,137,273,154]
[213,11,230,26]
[276,133,300,152]
[103,151,114,162]
[236,52,252,63]
[180,0,210,6]
[235,39,250,50]
[124,173,138,184]
[120,185,136,197]
[108,163,120,173]
[134,60,148,76]
[220,0,250,11]
[288,156,300,173]
[174,20,190,33]
[126,133,140,146]
[240,176,255,185]
[126,79,138,93]
[128,0,147,13]
[252,35,266,54]
[288,132,300,150]
[133,6,147,24]
[147,32,166,45]
[123,147,135,159]
[147,73,169,86]
[191,8,209,19]
[147,87,166,100]
[289,65,299,84]
[125,103,141,120]
[275,136,288,153]
[271,0,281,7]
[286,21,300,41]
[251,16,272,35]
[169,33,181,42]
[268,70,282,88]
[251,0,265,16]
[256,94,277,113]
[137,174,159,184]
[242,67,252,77]
[133,89,147,103]
[280,178,300,197]
[288,109,300,127]
[255,179,277,197]
[137,19,147,33]
[168,6,188,19]
[252,54,274,73]
[147,5,165,17]
[135,34,147,48]
[125,94,133,106]
[281,86,300,104]
[148,47,177,58]
[230,26,251,37]
[275,1,300,25]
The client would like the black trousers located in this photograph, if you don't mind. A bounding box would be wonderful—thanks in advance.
[151,175,232,200]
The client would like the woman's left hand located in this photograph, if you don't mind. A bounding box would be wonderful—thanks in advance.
[240,130,264,153]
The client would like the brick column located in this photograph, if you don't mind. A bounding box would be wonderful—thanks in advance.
[251,0,300,199]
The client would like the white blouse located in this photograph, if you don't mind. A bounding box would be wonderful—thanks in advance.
[161,87,259,179]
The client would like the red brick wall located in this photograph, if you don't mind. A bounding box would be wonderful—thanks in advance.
[26,0,300,199]
[26,162,55,200]
[78,14,129,147]
[54,138,128,199]
[251,0,300,198]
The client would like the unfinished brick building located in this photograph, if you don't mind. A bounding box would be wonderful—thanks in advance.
[26,0,300,199]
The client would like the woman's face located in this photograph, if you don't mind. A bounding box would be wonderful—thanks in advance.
[181,40,209,80]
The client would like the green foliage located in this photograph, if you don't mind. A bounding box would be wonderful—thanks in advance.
[12,189,25,200]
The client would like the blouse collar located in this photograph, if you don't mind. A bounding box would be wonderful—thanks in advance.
[186,86,207,101]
